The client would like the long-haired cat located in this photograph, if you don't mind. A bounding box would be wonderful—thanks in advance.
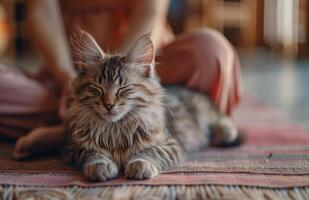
[65,31,239,181]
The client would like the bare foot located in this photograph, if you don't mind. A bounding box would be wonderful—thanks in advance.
[14,125,65,160]
[14,136,31,159]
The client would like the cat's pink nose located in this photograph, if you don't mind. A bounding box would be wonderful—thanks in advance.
[104,104,114,111]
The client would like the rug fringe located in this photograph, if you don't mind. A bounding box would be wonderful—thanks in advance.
[1,185,309,200]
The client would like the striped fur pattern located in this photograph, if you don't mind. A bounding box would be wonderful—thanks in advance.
[65,31,237,182]
[165,87,238,152]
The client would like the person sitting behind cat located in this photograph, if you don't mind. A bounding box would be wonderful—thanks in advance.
[0,0,242,158]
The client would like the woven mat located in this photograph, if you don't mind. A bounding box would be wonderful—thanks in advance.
[1,97,309,199]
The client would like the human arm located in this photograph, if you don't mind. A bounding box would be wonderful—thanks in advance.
[119,0,170,53]
[25,0,76,87]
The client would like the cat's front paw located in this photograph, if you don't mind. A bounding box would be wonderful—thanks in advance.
[125,158,159,180]
[83,159,119,182]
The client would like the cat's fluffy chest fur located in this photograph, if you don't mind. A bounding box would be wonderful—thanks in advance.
[66,80,167,167]
[66,96,166,167]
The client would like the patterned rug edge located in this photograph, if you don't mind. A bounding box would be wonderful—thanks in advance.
[1,185,309,200]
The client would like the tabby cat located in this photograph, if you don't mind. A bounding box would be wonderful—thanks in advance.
[65,31,238,181]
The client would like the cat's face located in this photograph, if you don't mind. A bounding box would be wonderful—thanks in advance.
[71,32,159,122]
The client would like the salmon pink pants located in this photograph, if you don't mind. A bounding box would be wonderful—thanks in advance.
[0,28,242,138]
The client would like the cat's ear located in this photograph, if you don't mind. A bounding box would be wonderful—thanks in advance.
[125,34,155,77]
[79,30,105,59]
[71,29,105,73]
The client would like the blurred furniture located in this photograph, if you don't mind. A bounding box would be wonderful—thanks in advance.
[185,0,258,47]
[0,4,10,57]
[186,0,309,59]
[264,0,308,59]
[1,1,14,62]
[299,0,309,57]
[203,0,257,47]
[2,0,29,63]
[264,0,299,59]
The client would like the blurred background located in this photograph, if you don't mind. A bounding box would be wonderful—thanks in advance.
[0,0,308,129]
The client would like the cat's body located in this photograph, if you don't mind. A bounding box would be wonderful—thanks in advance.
[165,86,237,152]
[65,32,238,181]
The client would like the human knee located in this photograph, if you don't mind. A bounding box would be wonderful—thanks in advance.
[190,28,232,51]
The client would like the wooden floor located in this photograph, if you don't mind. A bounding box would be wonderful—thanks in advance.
[241,49,309,130]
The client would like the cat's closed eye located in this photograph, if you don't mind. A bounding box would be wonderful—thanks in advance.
[87,85,103,97]
[115,85,131,98]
